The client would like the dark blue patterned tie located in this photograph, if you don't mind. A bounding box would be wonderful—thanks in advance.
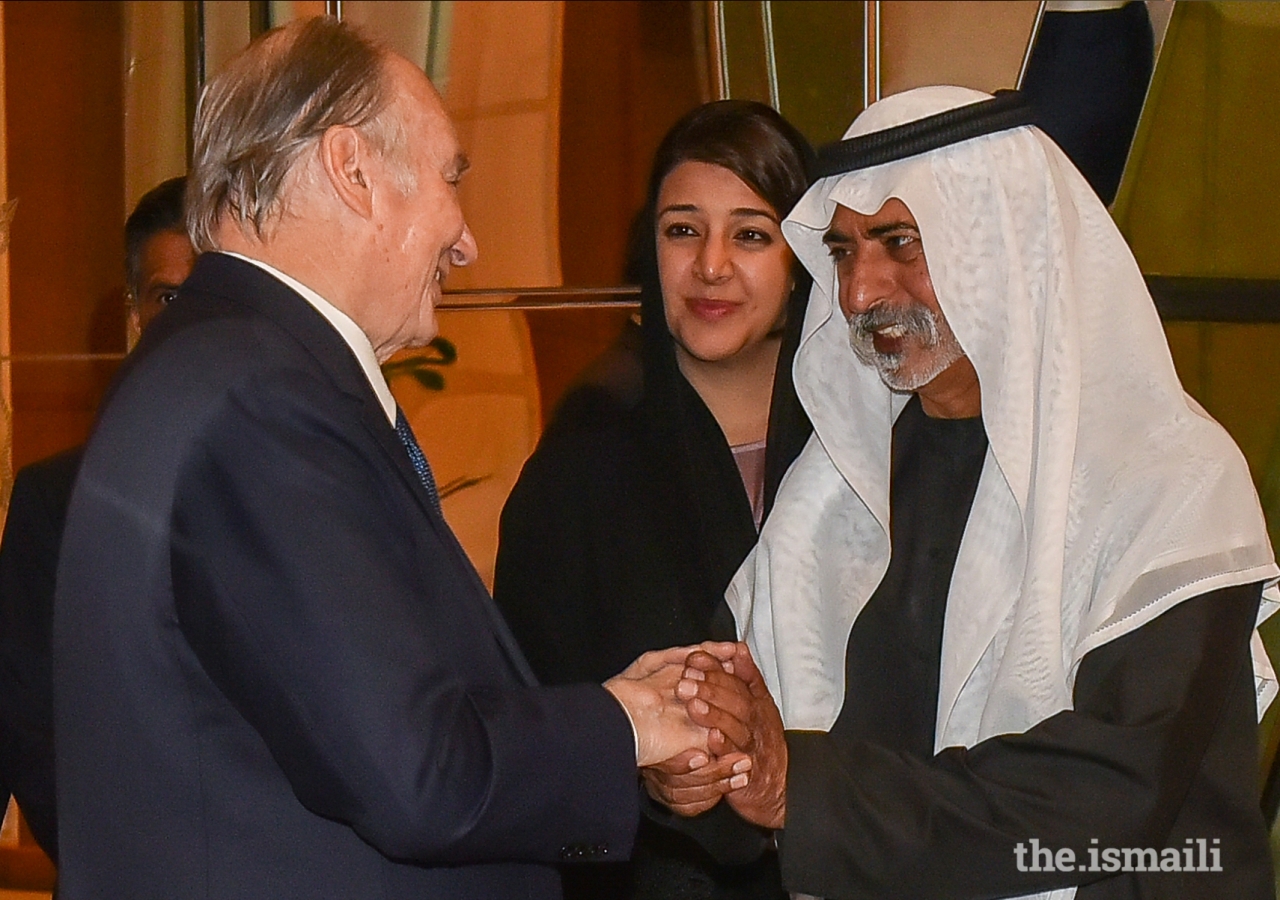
[394,406,442,514]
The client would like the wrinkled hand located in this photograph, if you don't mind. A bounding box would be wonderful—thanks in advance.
[677,642,787,829]
[637,641,748,815]
[641,746,752,817]
[604,643,736,767]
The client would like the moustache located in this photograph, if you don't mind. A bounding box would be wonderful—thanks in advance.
[848,303,941,363]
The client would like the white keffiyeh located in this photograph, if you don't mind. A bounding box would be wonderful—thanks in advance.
[726,86,1280,900]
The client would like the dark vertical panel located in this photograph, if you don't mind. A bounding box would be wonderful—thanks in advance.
[5,0,125,467]
[721,0,770,103]
[539,0,702,420]
[771,0,862,145]
[185,0,204,158]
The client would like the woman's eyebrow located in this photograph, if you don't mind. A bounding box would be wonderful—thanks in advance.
[657,203,699,217]
[729,207,779,222]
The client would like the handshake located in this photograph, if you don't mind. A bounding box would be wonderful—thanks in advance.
[603,641,787,830]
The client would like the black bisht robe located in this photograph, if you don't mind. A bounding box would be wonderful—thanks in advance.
[493,282,811,900]
[779,399,1274,900]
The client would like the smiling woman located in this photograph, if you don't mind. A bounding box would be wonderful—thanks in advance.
[657,160,796,449]
[493,100,812,900]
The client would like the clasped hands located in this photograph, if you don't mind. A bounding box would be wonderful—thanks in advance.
[603,641,786,830]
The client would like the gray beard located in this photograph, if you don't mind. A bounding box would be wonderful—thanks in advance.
[848,302,966,391]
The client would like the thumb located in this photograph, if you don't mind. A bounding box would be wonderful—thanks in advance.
[733,643,768,695]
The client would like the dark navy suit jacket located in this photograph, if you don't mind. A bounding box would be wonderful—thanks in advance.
[53,252,638,899]
[0,445,81,862]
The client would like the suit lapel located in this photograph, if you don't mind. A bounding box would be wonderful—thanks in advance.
[182,253,541,686]
[363,406,540,685]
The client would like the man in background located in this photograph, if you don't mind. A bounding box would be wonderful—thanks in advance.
[124,176,196,343]
[0,175,193,864]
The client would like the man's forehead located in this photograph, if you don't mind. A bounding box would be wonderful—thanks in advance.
[386,54,455,143]
[405,74,468,173]
[385,51,437,100]
[141,230,195,271]
[826,198,919,236]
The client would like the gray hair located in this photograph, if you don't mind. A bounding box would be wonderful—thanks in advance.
[185,16,402,251]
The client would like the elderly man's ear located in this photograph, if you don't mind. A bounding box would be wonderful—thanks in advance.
[319,125,375,219]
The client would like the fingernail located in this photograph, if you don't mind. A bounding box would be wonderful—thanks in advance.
[683,667,706,681]
[729,774,749,790]
[732,758,751,773]
[676,680,695,699]
[688,755,708,769]
[692,699,708,715]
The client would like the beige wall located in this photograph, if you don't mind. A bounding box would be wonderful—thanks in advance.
[880,0,1041,97]
[4,1,125,471]
[122,0,187,213]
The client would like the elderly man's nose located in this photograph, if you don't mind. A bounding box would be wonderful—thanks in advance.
[451,224,478,267]
[839,256,891,318]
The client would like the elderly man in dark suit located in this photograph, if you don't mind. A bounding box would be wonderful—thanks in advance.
[53,17,714,900]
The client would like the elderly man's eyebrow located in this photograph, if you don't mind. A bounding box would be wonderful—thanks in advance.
[867,220,917,238]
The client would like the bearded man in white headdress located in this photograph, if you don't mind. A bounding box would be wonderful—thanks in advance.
[656,86,1280,900]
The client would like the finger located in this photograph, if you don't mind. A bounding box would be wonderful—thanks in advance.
[644,661,691,693]
[643,772,722,813]
[688,672,756,723]
[651,644,699,667]
[646,783,722,816]
[732,643,768,694]
[686,696,752,750]
[682,656,745,686]
[645,783,727,819]
[677,665,748,704]
[696,641,739,662]
[684,756,753,794]
[648,748,710,774]
[695,667,751,692]
[717,750,752,780]
[682,650,725,676]
[644,753,745,789]
[641,768,735,809]
[666,780,740,804]
[677,669,756,751]
[645,774,736,805]
[627,645,698,678]
[709,726,746,756]
[644,760,747,800]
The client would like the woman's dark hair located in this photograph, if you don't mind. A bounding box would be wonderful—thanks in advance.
[626,99,814,300]
[623,102,816,567]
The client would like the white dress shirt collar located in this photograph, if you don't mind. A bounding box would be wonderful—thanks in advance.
[217,251,397,425]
